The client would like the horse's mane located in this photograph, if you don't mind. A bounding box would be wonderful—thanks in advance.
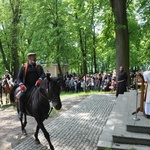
[40,78,48,89]
[30,86,49,104]
[31,86,50,119]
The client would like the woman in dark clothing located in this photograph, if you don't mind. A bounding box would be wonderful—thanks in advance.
[116,66,128,97]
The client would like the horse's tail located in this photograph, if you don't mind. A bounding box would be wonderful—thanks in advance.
[10,84,19,103]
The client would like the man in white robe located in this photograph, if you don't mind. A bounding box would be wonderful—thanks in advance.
[143,66,150,117]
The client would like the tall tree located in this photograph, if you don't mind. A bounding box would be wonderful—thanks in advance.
[110,0,130,84]
[9,0,22,78]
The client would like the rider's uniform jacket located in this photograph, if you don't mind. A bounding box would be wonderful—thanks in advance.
[17,62,45,88]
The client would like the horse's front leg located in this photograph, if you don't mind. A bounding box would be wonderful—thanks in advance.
[0,92,2,105]
[6,94,8,104]
[23,114,27,129]
[34,125,40,144]
[0,98,3,105]
[6,93,10,104]
[37,121,54,150]
[19,113,27,135]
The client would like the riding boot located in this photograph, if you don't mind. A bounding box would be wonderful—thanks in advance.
[18,90,27,119]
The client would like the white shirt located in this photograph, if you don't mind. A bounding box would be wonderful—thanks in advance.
[143,71,150,82]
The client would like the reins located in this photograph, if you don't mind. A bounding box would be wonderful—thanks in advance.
[25,80,54,118]
[46,81,54,116]
[35,84,54,117]
[47,80,51,102]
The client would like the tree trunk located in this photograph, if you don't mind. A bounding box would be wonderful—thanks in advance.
[53,0,63,77]
[110,0,130,85]
[11,23,19,78]
[91,3,97,73]
[10,0,21,78]
[92,26,97,73]
[57,61,63,77]
[75,12,87,76]
[0,40,9,71]
[79,28,87,76]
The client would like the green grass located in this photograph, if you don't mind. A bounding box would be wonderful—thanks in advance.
[60,90,115,99]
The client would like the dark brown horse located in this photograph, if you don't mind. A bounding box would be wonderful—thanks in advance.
[10,76,62,150]
[2,78,13,104]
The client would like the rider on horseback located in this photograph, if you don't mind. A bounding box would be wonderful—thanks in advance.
[4,70,12,79]
[3,70,14,88]
[17,52,45,119]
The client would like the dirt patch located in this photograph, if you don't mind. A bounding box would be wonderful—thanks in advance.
[0,95,87,150]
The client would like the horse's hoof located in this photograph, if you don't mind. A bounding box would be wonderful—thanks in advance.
[22,130,27,136]
[50,145,54,150]
[35,139,40,144]
[22,132,27,136]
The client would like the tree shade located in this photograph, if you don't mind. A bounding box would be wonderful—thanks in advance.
[0,0,149,78]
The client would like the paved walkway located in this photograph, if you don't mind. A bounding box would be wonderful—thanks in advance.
[13,94,116,150]
[98,90,150,150]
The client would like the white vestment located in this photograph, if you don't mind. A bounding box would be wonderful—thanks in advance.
[143,71,150,115]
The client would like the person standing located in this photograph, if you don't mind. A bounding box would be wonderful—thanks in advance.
[17,52,45,119]
[98,73,102,91]
[143,66,150,118]
[116,66,128,97]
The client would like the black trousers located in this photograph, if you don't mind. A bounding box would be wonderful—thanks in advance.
[19,86,32,112]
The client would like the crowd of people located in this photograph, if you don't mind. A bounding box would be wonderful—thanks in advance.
[0,66,137,96]
[63,66,150,119]
[63,70,117,93]
[0,67,130,95]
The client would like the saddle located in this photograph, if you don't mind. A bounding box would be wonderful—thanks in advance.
[10,85,50,118]
[14,86,34,116]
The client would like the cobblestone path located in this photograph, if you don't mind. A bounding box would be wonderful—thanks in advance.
[13,94,116,150]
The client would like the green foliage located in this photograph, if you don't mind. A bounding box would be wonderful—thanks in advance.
[0,0,149,77]
[128,0,150,70]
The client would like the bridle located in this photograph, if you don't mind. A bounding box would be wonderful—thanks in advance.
[46,81,54,116]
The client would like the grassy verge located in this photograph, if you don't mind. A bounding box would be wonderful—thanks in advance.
[60,90,115,99]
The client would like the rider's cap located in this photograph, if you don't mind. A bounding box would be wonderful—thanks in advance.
[27,53,36,57]
[5,69,9,72]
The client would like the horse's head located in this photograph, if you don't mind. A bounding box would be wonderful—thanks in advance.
[42,77,62,110]
[3,78,7,85]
